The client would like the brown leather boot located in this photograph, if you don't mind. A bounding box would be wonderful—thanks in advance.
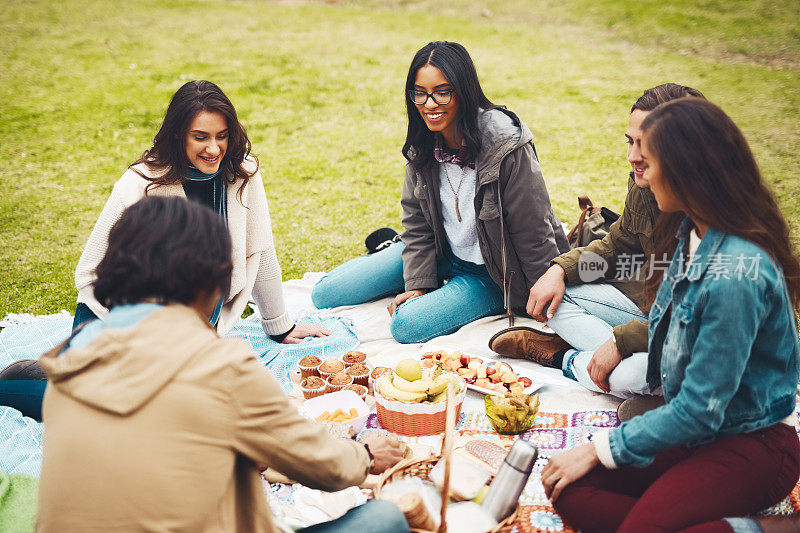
[488,326,571,367]
[616,395,666,422]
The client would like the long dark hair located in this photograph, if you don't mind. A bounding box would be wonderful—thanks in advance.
[631,83,707,305]
[402,41,496,172]
[131,80,257,200]
[641,98,800,308]
[94,197,233,309]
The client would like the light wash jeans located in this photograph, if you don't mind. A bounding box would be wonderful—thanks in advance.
[546,283,654,399]
[299,500,409,533]
[311,242,504,344]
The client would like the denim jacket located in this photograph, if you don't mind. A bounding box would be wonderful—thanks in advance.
[608,218,800,467]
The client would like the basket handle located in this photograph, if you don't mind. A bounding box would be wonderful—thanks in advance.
[437,383,456,533]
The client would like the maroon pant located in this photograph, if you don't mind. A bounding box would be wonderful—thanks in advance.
[553,423,800,532]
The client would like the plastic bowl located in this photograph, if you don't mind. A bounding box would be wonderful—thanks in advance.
[301,390,370,434]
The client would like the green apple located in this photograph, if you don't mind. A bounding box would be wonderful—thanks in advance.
[395,358,422,382]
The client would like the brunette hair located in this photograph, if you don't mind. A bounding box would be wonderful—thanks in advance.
[634,84,706,305]
[93,197,233,309]
[131,80,257,200]
[402,41,496,172]
[641,98,800,307]
[631,83,705,113]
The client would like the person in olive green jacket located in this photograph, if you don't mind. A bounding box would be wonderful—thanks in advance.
[490,84,705,401]
[312,41,568,343]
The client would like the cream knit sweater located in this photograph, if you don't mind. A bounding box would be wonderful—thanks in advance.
[74,157,293,336]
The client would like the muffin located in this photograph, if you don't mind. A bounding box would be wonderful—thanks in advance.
[318,359,345,380]
[370,366,391,381]
[346,363,370,386]
[298,355,322,378]
[326,372,353,393]
[342,350,367,368]
[369,366,392,393]
[344,384,368,401]
[300,376,326,399]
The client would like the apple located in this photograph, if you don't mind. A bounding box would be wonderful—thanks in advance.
[396,359,422,381]
[477,366,487,380]
[486,367,497,377]
[460,354,470,367]
[422,352,435,359]
[519,377,533,388]
[490,372,503,383]
[467,360,481,371]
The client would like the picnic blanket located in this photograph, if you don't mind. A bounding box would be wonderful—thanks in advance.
[1,273,798,531]
[0,305,359,477]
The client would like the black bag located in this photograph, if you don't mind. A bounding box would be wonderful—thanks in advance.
[365,227,401,254]
[566,195,620,249]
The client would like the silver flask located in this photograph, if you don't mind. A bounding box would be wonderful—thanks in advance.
[480,439,538,522]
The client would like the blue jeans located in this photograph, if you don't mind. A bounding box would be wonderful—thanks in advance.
[546,284,652,399]
[73,302,98,331]
[299,500,409,533]
[0,379,46,421]
[311,242,504,343]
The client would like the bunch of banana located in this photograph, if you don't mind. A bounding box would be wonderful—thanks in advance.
[377,359,461,403]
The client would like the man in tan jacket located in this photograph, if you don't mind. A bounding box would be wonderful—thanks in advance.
[37,197,407,532]
[490,84,705,411]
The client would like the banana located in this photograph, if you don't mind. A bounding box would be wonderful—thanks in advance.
[425,374,452,396]
[392,373,433,393]
[378,375,427,402]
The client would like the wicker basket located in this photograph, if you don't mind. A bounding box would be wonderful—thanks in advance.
[374,374,467,437]
[375,386,518,533]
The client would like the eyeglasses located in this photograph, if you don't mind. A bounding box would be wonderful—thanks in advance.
[408,89,454,106]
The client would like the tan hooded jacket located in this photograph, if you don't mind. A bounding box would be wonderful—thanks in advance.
[36,305,369,532]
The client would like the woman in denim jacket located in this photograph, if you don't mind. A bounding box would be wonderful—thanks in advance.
[541,98,800,532]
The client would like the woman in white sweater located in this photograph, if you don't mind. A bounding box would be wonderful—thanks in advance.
[0,81,329,421]
[73,80,328,342]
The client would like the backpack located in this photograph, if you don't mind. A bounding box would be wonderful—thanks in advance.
[566,195,620,249]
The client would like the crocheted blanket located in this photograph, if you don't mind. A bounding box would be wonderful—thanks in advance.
[0,308,359,477]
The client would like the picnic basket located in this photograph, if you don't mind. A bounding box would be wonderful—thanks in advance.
[375,386,519,533]
[374,373,467,437]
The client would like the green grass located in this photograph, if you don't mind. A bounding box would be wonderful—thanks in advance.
[1,0,798,315]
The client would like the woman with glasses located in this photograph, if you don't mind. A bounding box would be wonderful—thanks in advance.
[312,41,569,343]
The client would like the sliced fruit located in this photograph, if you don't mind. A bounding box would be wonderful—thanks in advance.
[467,360,482,371]
[475,378,492,389]
[486,367,497,376]
[519,376,533,388]
[477,366,487,380]
[501,372,518,384]
[509,382,525,394]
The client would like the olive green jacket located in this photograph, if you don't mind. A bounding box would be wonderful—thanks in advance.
[400,107,569,314]
[552,175,660,357]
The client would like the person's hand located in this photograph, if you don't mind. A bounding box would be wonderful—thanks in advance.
[586,337,622,393]
[540,443,599,502]
[526,264,567,320]
[281,323,332,344]
[360,433,405,474]
[387,289,428,316]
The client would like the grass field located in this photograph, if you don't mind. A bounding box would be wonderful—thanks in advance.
[1,0,798,315]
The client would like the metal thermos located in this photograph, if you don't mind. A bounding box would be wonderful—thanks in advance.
[480,439,538,522]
